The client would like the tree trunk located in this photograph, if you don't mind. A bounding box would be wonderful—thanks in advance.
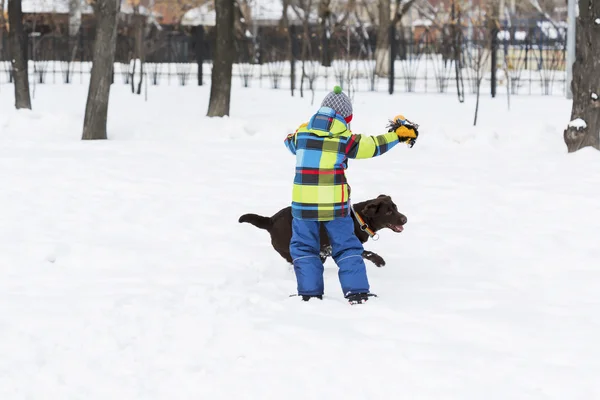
[130,56,137,93]
[8,0,32,110]
[67,0,82,73]
[474,73,481,126]
[319,0,331,67]
[0,1,5,54]
[82,0,118,140]
[375,0,391,77]
[564,0,600,152]
[68,0,82,37]
[289,24,296,97]
[131,11,145,95]
[136,15,145,95]
[207,0,234,117]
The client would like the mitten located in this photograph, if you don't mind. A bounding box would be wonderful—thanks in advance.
[387,114,419,148]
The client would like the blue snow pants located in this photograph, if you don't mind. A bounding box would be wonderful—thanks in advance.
[290,215,369,297]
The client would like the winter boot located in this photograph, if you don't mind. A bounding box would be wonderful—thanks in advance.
[302,295,323,301]
[289,294,323,301]
[346,292,377,305]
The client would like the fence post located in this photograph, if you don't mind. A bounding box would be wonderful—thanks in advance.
[388,24,395,95]
[195,26,204,86]
[491,27,498,98]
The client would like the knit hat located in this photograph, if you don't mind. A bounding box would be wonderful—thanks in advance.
[321,85,353,123]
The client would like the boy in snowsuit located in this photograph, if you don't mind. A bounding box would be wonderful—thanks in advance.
[284,86,418,304]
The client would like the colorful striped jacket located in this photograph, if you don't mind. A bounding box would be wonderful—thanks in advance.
[284,106,400,221]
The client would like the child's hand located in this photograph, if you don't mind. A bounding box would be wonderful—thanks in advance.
[387,115,419,148]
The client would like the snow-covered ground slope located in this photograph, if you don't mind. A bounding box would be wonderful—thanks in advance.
[1,83,599,399]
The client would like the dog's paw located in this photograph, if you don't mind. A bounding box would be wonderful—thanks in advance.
[371,256,386,267]
[319,245,332,259]
[363,251,386,267]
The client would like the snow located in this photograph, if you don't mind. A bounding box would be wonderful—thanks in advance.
[1,82,600,399]
[514,30,527,41]
[497,30,510,40]
[568,118,588,129]
[496,30,528,42]
[20,0,93,14]
[181,0,316,26]
[17,0,154,15]
[537,21,568,40]
[119,3,155,16]
[412,18,433,27]
[595,18,600,25]
[592,93,598,101]
[181,4,216,27]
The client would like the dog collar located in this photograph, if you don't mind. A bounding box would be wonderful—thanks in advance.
[351,205,379,241]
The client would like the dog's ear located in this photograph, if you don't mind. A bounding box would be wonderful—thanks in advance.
[362,203,377,217]
[362,201,382,217]
[377,195,392,206]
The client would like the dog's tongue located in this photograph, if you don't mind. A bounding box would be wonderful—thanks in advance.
[390,224,404,233]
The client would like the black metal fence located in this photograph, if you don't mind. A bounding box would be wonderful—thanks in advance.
[0,20,567,95]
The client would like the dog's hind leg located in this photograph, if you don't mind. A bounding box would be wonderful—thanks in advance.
[362,250,386,267]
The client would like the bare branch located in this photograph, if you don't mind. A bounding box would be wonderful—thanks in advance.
[359,0,377,25]
[332,0,356,29]
[392,0,418,25]
[525,0,564,36]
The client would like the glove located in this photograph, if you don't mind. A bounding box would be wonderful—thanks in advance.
[387,115,419,148]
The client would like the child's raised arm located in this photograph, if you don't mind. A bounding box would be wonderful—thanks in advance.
[346,116,418,159]
[346,131,399,159]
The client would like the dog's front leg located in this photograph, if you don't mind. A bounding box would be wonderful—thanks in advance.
[362,250,386,267]
[320,245,332,264]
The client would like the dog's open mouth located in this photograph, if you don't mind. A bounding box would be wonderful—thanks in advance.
[387,224,404,233]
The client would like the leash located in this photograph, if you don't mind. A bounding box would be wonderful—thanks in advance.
[350,203,379,241]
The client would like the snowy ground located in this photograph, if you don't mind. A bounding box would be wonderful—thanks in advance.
[1,82,599,399]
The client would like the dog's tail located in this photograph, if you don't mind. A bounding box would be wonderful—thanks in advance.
[238,213,272,231]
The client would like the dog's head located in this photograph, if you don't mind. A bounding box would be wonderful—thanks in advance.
[361,194,407,233]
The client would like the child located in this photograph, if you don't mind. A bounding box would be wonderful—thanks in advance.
[284,86,418,304]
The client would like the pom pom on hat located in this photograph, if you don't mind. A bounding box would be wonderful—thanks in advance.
[333,85,343,94]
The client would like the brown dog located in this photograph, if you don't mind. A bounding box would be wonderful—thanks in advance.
[238,195,407,267]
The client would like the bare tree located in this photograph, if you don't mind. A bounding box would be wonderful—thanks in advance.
[375,0,391,76]
[290,0,315,99]
[319,0,332,67]
[69,0,82,37]
[233,0,256,88]
[68,0,82,60]
[563,0,600,152]
[469,5,492,126]
[319,0,355,67]
[280,0,296,96]
[8,0,32,109]
[130,4,146,95]
[375,0,417,77]
[524,0,563,33]
[207,0,235,117]
[82,0,119,140]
